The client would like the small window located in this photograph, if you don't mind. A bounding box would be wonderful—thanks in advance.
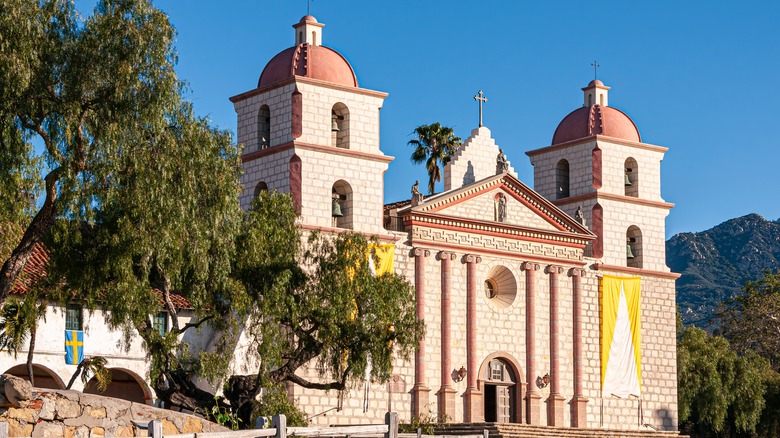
[490,361,504,381]
[484,280,497,299]
[258,105,270,151]
[556,159,570,199]
[153,312,168,337]
[65,304,82,331]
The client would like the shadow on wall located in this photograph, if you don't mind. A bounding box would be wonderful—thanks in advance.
[654,408,675,431]
[463,161,475,186]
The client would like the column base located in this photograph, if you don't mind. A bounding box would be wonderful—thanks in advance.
[526,391,542,425]
[570,396,589,428]
[465,388,483,423]
[412,384,431,417]
[546,393,566,427]
[437,386,457,421]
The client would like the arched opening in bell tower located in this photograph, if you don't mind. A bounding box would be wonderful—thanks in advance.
[257,105,271,150]
[556,159,570,199]
[626,225,643,268]
[624,157,638,197]
[331,103,350,149]
[331,180,353,229]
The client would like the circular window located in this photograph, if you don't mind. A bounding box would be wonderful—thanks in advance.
[483,266,517,309]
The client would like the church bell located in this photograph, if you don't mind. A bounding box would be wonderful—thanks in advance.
[331,118,340,132]
[624,169,632,186]
[332,195,344,217]
[626,239,636,259]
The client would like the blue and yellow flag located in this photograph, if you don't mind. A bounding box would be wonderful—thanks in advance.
[64,330,84,365]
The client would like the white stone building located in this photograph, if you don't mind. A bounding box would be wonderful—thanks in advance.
[232,15,679,431]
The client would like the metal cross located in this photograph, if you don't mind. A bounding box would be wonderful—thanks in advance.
[307,0,313,15]
[591,60,600,79]
[474,90,488,127]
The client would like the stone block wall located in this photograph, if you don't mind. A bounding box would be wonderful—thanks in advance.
[0,387,227,437]
[444,127,517,191]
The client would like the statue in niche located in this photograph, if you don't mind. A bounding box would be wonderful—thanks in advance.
[575,205,586,227]
[411,180,424,206]
[497,149,509,173]
[497,193,507,222]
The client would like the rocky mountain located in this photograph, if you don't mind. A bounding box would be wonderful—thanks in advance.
[667,213,780,328]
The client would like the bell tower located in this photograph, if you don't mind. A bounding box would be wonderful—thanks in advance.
[231,15,391,235]
[526,80,673,272]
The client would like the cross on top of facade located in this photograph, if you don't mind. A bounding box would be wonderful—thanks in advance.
[474,90,487,127]
[591,60,600,79]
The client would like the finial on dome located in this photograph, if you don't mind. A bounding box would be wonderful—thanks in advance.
[293,15,325,46]
[582,79,610,107]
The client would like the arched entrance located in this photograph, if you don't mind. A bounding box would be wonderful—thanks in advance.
[4,364,65,389]
[84,368,152,405]
[478,353,525,423]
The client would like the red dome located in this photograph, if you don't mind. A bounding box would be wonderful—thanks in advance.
[258,44,358,88]
[551,105,640,145]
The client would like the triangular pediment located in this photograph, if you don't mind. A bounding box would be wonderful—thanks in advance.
[399,173,593,243]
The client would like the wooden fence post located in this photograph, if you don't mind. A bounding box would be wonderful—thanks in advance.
[256,416,270,429]
[147,420,162,438]
[483,429,489,438]
[0,421,8,438]
[272,414,287,438]
[385,411,398,438]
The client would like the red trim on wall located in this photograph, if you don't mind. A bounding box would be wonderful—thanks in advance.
[591,204,603,259]
[552,192,675,210]
[289,155,302,215]
[291,88,302,139]
[229,76,388,103]
[242,141,394,164]
[525,135,668,157]
[591,146,602,190]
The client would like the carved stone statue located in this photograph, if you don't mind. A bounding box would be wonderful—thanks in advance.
[497,193,507,222]
[497,149,509,173]
[575,205,586,227]
[411,180,424,206]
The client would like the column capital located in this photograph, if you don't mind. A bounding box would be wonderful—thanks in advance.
[412,248,431,258]
[545,265,564,275]
[568,268,586,278]
[438,251,457,261]
[462,254,482,264]
[521,261,540,271]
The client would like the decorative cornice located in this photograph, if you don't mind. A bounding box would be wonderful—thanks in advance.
[552,192,675,210]
[407,238,587,268]
[592,263,681,279]
[406,213,592,247]
[242,141,394,164]
[229,76,388,103]
[299,224,398,243]
[525,135,668,157]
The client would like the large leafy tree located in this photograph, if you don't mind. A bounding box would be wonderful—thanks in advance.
[408,123,462,195]
[678,326,768,437]
[0,0,180,300]
[0,294,46,385]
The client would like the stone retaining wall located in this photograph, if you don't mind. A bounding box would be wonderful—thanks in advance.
[0,376,228,437]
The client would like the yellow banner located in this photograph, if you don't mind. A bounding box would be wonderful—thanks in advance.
[368,243,395,276]
[600,275,642,397]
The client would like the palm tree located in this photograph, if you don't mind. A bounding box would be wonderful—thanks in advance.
[67,356,112,392]
[0,295,46,385]
[408,123,462,195]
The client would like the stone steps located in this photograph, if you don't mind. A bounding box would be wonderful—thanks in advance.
[433,423,686,438]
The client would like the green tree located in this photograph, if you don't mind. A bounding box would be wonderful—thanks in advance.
[0,294,46,385]
[66,356,112,392]
[408,123,462,195]
[678,326,768,437]
[0,0,180,300]
[718,270,780,369]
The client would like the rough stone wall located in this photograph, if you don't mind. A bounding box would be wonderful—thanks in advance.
[0,387,227,437]
[528,140,595,201]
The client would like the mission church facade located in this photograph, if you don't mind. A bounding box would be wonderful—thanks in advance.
[231,15,679,432]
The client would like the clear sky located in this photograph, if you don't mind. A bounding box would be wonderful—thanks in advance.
[76,0,780,238]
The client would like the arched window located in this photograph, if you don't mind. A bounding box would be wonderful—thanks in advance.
[312,31,317,45]
[254,181,268,198]
[331,180,353,229]
[297,31,303,44]
[599,94,604,106]
[588,93,593,106]
[626,225,642,268]
[624,157,638,197]
[556,159,570,199]
[257,105,270,150]
[483,266,517,309]
[331,103,350,149]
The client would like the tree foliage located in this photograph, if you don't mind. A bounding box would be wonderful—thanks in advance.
[66,356,112,392]
[408,123,461,194]
[678,326,768,436]
[718,270,780,369]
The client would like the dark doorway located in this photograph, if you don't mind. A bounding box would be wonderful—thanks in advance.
[484,385,497,422]
[482,358,517,423]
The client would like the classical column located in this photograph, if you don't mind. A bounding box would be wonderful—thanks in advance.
[570,268,588,427]
[463,254,482,422]
[522,262,542,425]
[546,265,565,427]
[412,248,431,416]
[437,251,458,420]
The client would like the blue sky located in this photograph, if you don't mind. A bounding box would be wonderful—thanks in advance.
[77,1,780,237]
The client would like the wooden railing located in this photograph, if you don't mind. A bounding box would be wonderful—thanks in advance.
[148,412,399,438]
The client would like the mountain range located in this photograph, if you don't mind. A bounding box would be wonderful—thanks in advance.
[667,213,780,328]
